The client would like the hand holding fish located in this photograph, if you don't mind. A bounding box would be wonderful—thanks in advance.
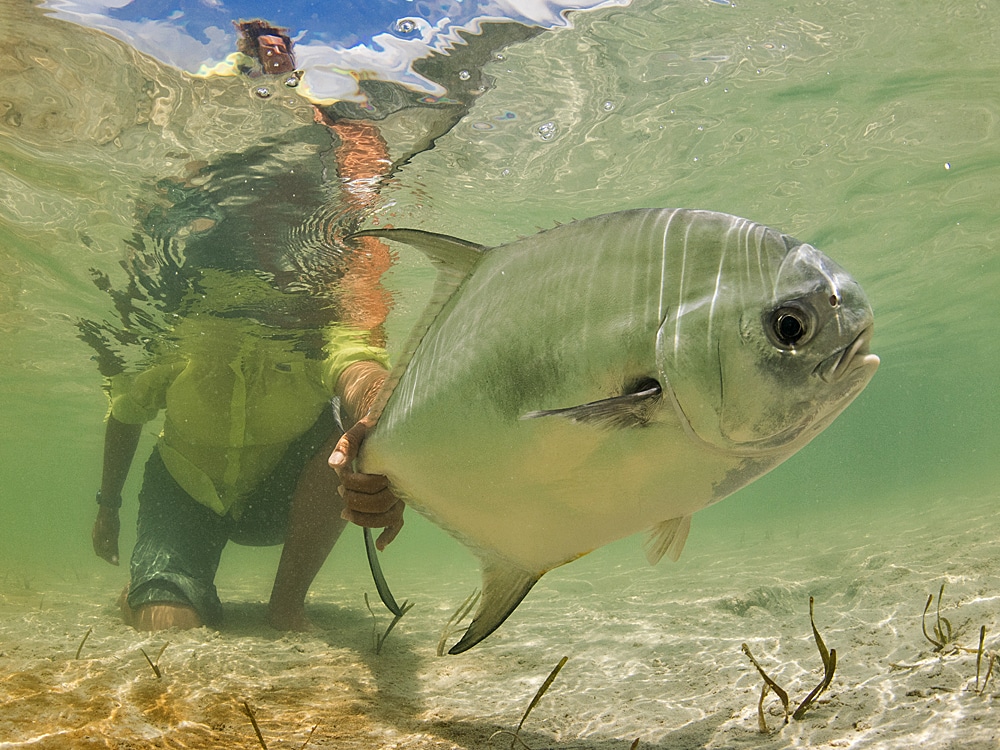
[329,418,404,550]
[331,360,405,550]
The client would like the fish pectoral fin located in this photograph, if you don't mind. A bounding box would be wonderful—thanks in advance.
[448,558,540,655]
[521,380,662,430]
[644,515,692,565]
[347,229,488,422]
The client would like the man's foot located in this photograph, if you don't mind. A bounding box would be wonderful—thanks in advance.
[120,586,203,631]
[133,603,203,631]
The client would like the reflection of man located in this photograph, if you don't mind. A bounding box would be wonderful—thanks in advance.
[236,21,295,76]
[257,34,294,74]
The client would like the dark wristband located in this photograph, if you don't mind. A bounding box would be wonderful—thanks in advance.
[96,490,122,509]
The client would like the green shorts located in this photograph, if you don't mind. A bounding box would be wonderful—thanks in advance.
[127,406,339,625]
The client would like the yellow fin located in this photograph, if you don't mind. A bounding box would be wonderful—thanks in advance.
[448,556,539,654]
[644,515,692,565]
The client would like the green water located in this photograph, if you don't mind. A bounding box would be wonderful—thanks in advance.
[3,0,996,565]
[1,2,999,744]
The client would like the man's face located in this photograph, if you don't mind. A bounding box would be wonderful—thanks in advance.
[257,35,293,74]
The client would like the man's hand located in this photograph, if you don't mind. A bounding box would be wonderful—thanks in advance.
[92,505,121,565]
[329,418,404,551]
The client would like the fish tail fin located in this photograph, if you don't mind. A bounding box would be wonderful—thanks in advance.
[448,559,540,654]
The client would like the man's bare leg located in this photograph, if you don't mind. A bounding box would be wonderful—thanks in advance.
[268,431,348,630]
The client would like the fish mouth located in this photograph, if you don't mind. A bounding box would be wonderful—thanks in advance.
[815,326,880,384]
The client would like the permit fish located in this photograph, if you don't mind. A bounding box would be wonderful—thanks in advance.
[354,208,879,654]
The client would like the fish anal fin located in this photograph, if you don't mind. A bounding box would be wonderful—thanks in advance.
[521,381,662,430]
[448,558,540,655]
[644,515,692,565]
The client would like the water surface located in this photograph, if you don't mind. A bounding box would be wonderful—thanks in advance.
[1,0,998,747]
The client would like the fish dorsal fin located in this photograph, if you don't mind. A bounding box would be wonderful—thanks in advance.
[521,380,662,430]
[349,228,487,419]
[352,228,486,275]
[644,515,692,565]
[448,557,540,654]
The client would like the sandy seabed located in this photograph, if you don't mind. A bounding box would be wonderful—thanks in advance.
[2,491,998,750]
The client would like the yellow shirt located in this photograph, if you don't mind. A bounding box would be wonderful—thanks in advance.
[109,315,388,517]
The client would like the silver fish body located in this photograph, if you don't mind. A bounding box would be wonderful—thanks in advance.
[357,208,879,653]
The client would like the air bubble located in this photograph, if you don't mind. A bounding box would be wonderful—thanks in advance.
[537,121,557,141]
[395,18,417,34]
[255,86,272,99]
[458,70,471,81]
[602,100,615,112]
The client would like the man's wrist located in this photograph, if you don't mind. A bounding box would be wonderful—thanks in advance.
[337,361,388,424]
[96,490,122,509]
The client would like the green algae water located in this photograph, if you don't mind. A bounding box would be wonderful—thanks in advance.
[1,0,999,747]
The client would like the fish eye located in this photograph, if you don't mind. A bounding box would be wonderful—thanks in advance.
[768,305,811,349]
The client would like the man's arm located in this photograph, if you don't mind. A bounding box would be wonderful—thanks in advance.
[330,360,404,550]
[92,415,142,565]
